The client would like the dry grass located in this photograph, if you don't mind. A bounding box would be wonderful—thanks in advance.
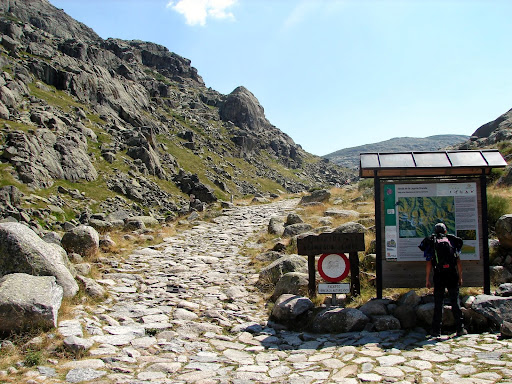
[0,222,181,379]
[488,184,512,200]
[0,327,69,382]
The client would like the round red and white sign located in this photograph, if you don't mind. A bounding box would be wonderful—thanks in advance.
[317,253,350,283]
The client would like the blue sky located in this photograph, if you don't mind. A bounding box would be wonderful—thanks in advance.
[49,0,512,156]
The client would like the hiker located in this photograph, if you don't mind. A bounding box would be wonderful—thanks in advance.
[418,222,467,337]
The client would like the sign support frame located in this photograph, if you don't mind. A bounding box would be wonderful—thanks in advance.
[297,232,365,298]
[374,175,491,298]
[374,171,383,299]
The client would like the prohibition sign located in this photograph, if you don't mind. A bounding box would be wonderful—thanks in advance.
[317,253,350,283]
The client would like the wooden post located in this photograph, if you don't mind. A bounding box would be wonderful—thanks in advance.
[349,251,360,296]
[481,172,491,295]
[308,255,316,298]
[374,173,383,299]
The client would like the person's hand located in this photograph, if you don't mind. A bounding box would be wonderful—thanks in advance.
[458,276,463,286]
[426,280,431,289]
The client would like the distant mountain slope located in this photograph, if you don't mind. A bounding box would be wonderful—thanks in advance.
[323,135,469,169]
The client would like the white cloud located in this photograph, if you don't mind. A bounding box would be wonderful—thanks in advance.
[282,0,346,31]
[167,0,237,26]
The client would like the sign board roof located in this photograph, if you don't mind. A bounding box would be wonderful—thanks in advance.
[359,149,507,178]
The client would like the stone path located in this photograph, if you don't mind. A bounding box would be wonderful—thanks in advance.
[15,199,512,383]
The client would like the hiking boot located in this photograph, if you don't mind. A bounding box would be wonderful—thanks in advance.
[430,329,441,338]
[456,328,468,337]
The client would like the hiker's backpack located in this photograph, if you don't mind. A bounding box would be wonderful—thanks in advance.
[432,234,457,273]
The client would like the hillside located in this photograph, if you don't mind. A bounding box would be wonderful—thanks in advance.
[0,0,354,230]
[323,135,469,169]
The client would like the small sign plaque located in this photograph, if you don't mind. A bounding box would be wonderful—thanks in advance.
[318,283,350,294]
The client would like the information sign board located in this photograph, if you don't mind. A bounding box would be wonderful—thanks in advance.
[383,182,479,262]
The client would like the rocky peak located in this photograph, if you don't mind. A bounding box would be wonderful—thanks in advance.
[102,39,204,85]
[0,0,100,43]
[220,86,271,132]
[472,108,512,139]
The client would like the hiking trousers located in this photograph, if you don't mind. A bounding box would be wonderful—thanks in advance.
[432,271,463,333]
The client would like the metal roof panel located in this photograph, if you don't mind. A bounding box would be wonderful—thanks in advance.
[447,151,488,167]
[413,152,452,167]
[379,153,415,168]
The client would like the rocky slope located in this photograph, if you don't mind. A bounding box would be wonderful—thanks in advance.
[459,107,512,160]
[324,135,469,169]
[0,0,353,230]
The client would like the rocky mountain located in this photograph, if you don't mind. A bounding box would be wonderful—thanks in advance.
[0,0,354,230]
[459,107,512,162]
[323,134,469,169]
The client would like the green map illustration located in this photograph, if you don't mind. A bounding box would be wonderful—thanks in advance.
[397,196,455,238]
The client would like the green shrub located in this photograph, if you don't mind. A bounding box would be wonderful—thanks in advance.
[498,141,512,157]
[487,194,510,230]
[24,350,42,367]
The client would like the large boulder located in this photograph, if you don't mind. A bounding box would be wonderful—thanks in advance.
[257,255,307,288]
[268,217,285,235]
[125,215,159,228]
[333,221,367,234]
[299,189,331,205]
[271,294,314,322]
[0,273,63,332]
[398,290,421,307]
[462,308,489,334]
[496,214,512,249]
[416,301,459,329]
[359,299,389,317]
[415,302,435,327]
[126,135,166,179]
[311,307,369,333]
[471,294,512,328]
[0,222,78,297]
[271,272,309,301]
[324,209,360,219]
[285,213,303,226]
[282,223,313,238]
[393,305,417,329]
[372,315,401,331]
[61,225,99,258]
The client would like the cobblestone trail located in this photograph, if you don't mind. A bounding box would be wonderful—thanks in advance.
[17,200,512,383]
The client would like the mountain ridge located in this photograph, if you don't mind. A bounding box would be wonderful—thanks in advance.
[324,134,469,168]
[0,0,354,229]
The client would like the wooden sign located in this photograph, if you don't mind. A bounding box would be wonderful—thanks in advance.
[297,232,365,255]
[297,232,365,297]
